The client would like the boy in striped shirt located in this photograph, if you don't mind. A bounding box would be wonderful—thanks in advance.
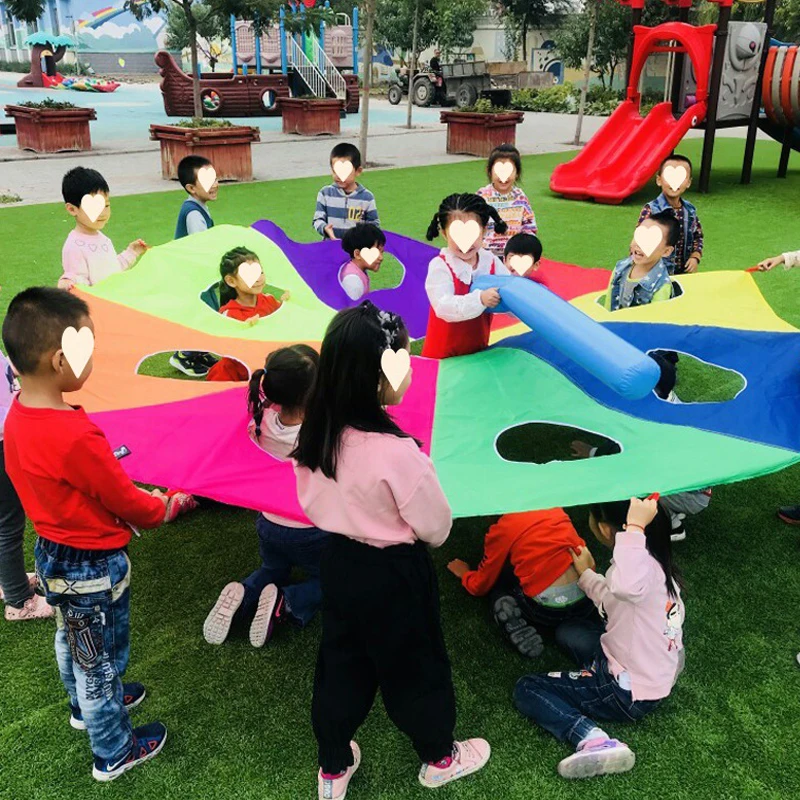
[313,143,380,240]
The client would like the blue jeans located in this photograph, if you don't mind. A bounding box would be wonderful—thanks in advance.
[35,538,134,763]
[514,655,661,747]
[239,516,329,627]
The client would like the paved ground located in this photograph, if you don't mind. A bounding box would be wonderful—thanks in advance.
[0,72,772,206]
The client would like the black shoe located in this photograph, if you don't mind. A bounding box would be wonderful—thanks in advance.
[778,505,800,525]
[195,352,219,369]
[169,351,209,377]
[492,595,544,658]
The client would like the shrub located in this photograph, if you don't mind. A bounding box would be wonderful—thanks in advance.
[175,118,237,128]
[511,83,575,114]
[19,98,78,110]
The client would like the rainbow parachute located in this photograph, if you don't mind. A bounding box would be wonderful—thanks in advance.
[75,221,800,521]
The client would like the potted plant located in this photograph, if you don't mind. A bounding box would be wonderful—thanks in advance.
[4,98,96,153]
[279,96,346,136]
[440,99,525,158]
[149,117,261,181]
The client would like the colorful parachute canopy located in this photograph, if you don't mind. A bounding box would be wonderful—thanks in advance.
[75,222,800,521]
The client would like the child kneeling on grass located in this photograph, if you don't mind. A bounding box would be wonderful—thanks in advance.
[1,287,194,783]
[514,497,684,780]
[203,345,330,648]
[293,302,490,799]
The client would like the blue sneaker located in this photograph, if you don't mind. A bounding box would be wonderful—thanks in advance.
[92,721,167,782]
[70,683,146,731]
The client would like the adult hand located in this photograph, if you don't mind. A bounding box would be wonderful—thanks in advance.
[756,255,785,271]
[480,288,501,308]
[569,546,595,576]
[627,496,658,530]
[447,559,470,579]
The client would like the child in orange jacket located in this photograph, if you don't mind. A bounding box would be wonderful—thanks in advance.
[448,508,603,660]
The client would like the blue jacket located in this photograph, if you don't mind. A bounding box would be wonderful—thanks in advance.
[607,256,672,311]
[175,198,214,240]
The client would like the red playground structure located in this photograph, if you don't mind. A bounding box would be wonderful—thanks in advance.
[551,0,791,203]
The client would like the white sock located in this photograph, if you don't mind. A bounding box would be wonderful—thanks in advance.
[578,728,609,750]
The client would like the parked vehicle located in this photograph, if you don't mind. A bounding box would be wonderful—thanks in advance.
[387,60,501,109]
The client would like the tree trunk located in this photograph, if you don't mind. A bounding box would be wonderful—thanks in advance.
[186,4,202,121]
[521,18,528,64]
[406,0,419,129]
[574,0,596,146]
[358,0,376,164]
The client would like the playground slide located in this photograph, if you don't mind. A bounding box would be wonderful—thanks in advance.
[550,99,707,205]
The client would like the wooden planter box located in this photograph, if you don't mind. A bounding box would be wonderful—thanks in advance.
[149,123,261,181]
[440,110,525,158]
[279,98,345,136]
[4,104,96,153]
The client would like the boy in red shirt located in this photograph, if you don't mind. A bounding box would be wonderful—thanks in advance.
[1,287,193,782]
[448,508,603,661]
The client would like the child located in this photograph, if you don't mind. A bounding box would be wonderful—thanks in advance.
[422,192,511,359]
[293,301,490,798]
[57,167,148,290]
[313,143,380,240]
[203,345,329,648]
[174,155,218,239]
[447,508,603,659]
[218,247,289,321]
[514,497,684,780]
[603,211,679,312]
[339,223,386,301]
[0,346,52,621]
[1,287,195,782]
[171,155,219,377]
[477,144,537,258]
[638,154,703,275]
[504,232,543,280]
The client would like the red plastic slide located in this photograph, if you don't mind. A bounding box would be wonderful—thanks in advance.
[550,22,716,204]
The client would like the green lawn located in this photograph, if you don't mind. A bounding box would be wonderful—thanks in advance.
[2,137,800,799]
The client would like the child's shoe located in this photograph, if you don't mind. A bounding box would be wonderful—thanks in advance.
[204,582,244,645]
[492,595,544,658]
[92,721,167,782]
[0,572,37,601]
[557,738,635,779]
[777,505,800,525]
[318,741,360,800]
[249,584,284,648]
[4,593,54,621]
[164,490,198,522]
[71,683,147,730]
[418,739,491,788]
[169,351,209,377]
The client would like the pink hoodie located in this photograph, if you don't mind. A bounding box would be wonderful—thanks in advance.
[578,530,685,702]
[294,428,452,549]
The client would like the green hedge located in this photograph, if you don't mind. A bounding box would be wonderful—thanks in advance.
[510,83,626,117]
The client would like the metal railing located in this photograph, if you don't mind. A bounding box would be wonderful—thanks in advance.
[287,36,327,98]
[313,38,347,99]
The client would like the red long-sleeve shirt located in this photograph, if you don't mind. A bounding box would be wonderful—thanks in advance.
[3,398,166,550]
[462,508,585,598]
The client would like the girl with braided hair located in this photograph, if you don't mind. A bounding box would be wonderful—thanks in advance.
[293,302,491,798]
[422,193,511,359]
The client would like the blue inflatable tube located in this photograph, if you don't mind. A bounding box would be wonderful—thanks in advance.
[474,274,661,400]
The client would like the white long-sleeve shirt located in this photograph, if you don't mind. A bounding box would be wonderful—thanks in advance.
[424,247,509,323]
[60,229,137,287]
[784,250,800,268]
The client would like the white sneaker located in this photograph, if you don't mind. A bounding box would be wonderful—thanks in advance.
[318,741,360,800]
[418,739,491,788]
[203,582,244,645]
[557,738,635,779]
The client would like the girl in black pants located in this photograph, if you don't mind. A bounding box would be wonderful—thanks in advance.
[293,302,490,799]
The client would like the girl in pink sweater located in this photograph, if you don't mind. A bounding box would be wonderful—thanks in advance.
[514,497,684,780]
[293,301,490,799]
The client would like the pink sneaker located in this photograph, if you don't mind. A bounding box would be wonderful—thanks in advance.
[203,582,244,645]
[249,585,282,648]
[418,739,491,788]
[557,738,635,779]
[0,572,38,601]
[164,491,198,523]
[318,741,360,800]
[4,593,54,621]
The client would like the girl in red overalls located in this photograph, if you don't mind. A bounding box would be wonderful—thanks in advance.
[422,193,511,359]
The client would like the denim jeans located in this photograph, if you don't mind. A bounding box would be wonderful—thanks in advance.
[514,655,661,747]
[239,516,329,627]
[0,440,31,608]
[35,538,134,763]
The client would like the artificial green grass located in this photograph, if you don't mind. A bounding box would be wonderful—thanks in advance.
[675,354,746,403]
[1,136,800,799]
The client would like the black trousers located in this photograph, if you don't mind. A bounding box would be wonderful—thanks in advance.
[312,535,456,773]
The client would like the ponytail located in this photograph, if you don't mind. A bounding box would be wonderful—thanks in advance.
[487,205,508,235]
[426,212,442,241]
[248,368,267,436]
